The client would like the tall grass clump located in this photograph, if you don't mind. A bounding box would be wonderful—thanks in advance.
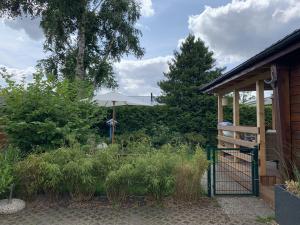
[174,146,209,201]
[13,143,209,202]
[285,166,300,197]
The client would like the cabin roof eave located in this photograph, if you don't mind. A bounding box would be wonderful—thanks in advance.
[200,29,300,93]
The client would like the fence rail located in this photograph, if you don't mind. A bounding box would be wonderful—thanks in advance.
[217,125,258,149]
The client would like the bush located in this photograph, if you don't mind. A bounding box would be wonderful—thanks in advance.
[14,154,45,197]
[63,157,96,200]
[285,180,300,197]
[105,151,179,202]
[0,73,106,155]
[104,144,208,202]
[92,145,121,180]
[184,132,206,147]
[105,164,135,202]
[141,151,179,200]
[14,143,209,202]
[174,147,209,201]
[0,154,13,196]
[285,167,300,197]
[15,147,98,199]
[0,146,21,198]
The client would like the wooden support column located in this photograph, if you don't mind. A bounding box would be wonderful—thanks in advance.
[256,80,266,176]
[272,64,292,178]
[233,90,240,149]
[218,94,224,146]
[271,94,276,130]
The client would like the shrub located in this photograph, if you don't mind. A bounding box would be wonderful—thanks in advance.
[105,149,181,202]
[184,132,206,147]
[63,158,96,201]
[14,154,45,197]
[0,154,13,196]
[141,151,178,200]
[13,143,209,202]
[174,147,209,201]
[15,147,97,199]
[0,73,106,155]
[105,164,135,202]
[115,130,151,149]
[92,145,121,180]
[285,180,300,197]
[285,167,300,197]
[41,162,63,196]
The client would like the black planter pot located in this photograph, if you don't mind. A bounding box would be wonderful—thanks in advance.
[275,184,300,225]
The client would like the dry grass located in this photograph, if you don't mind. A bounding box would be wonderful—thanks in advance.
[174,149,208,201]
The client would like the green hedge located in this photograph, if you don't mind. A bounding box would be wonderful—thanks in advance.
[106,103,273,146]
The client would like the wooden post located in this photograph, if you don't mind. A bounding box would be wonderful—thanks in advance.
[233,90,240,149]
[272,64,292,178]
[218,94,224,147]
[256,80,266,176]
[271,94,276,130]
[112,101,116,144]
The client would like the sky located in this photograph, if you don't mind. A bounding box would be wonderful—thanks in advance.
[1,0,300,96]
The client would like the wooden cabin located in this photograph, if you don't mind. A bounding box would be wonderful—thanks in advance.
[200,29,300,206]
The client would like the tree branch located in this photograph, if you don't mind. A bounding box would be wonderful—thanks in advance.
[92,0,104,12]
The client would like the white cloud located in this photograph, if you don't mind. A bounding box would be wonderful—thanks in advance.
[4,17,43,41]
[113,56,172,96]
[177,38,185,49]
[188,0,300,66]
[0,21,44,69]
[137,0,155,17]
[0,66,35,87]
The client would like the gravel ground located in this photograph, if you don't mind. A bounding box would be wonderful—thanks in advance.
[0,196,275,225]
[0,199,26,215]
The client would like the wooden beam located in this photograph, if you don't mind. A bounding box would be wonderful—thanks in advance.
[218,94,224,123]
[218,125,259,134]
[273,64,293,177]
[222,150,252,162]
[233,90,240,148]
[256,80,266,176]
[216,72,271,95]
[218,94,224,146]
[271,94,276,130]
[218,135,257,148]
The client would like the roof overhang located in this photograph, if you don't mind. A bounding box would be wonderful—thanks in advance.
[200,29,300,94]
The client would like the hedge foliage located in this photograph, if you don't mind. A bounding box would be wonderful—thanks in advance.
[108,103,273,146]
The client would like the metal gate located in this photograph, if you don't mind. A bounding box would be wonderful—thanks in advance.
[207,146,259,196]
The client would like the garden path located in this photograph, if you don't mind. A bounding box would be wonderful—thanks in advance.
[0,197,275,225]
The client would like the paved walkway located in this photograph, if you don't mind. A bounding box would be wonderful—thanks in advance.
[0,197,274,225]
[217,197,275,224]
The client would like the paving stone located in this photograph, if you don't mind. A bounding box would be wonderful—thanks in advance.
[0,197,274,225]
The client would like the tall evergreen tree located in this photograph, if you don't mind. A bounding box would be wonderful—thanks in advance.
[0,0,144,88]
[158,35,223,142]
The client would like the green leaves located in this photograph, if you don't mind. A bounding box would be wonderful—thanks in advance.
[13,142,209,202]
[0,0,144,87]
[0,154,13,195]
[157,35,223,144]
[0,74,106,155]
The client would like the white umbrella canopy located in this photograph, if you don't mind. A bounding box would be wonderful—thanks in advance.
[93,91,152,107]
[93,91,152,143]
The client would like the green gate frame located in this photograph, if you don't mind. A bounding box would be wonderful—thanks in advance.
[207,146,259,197]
